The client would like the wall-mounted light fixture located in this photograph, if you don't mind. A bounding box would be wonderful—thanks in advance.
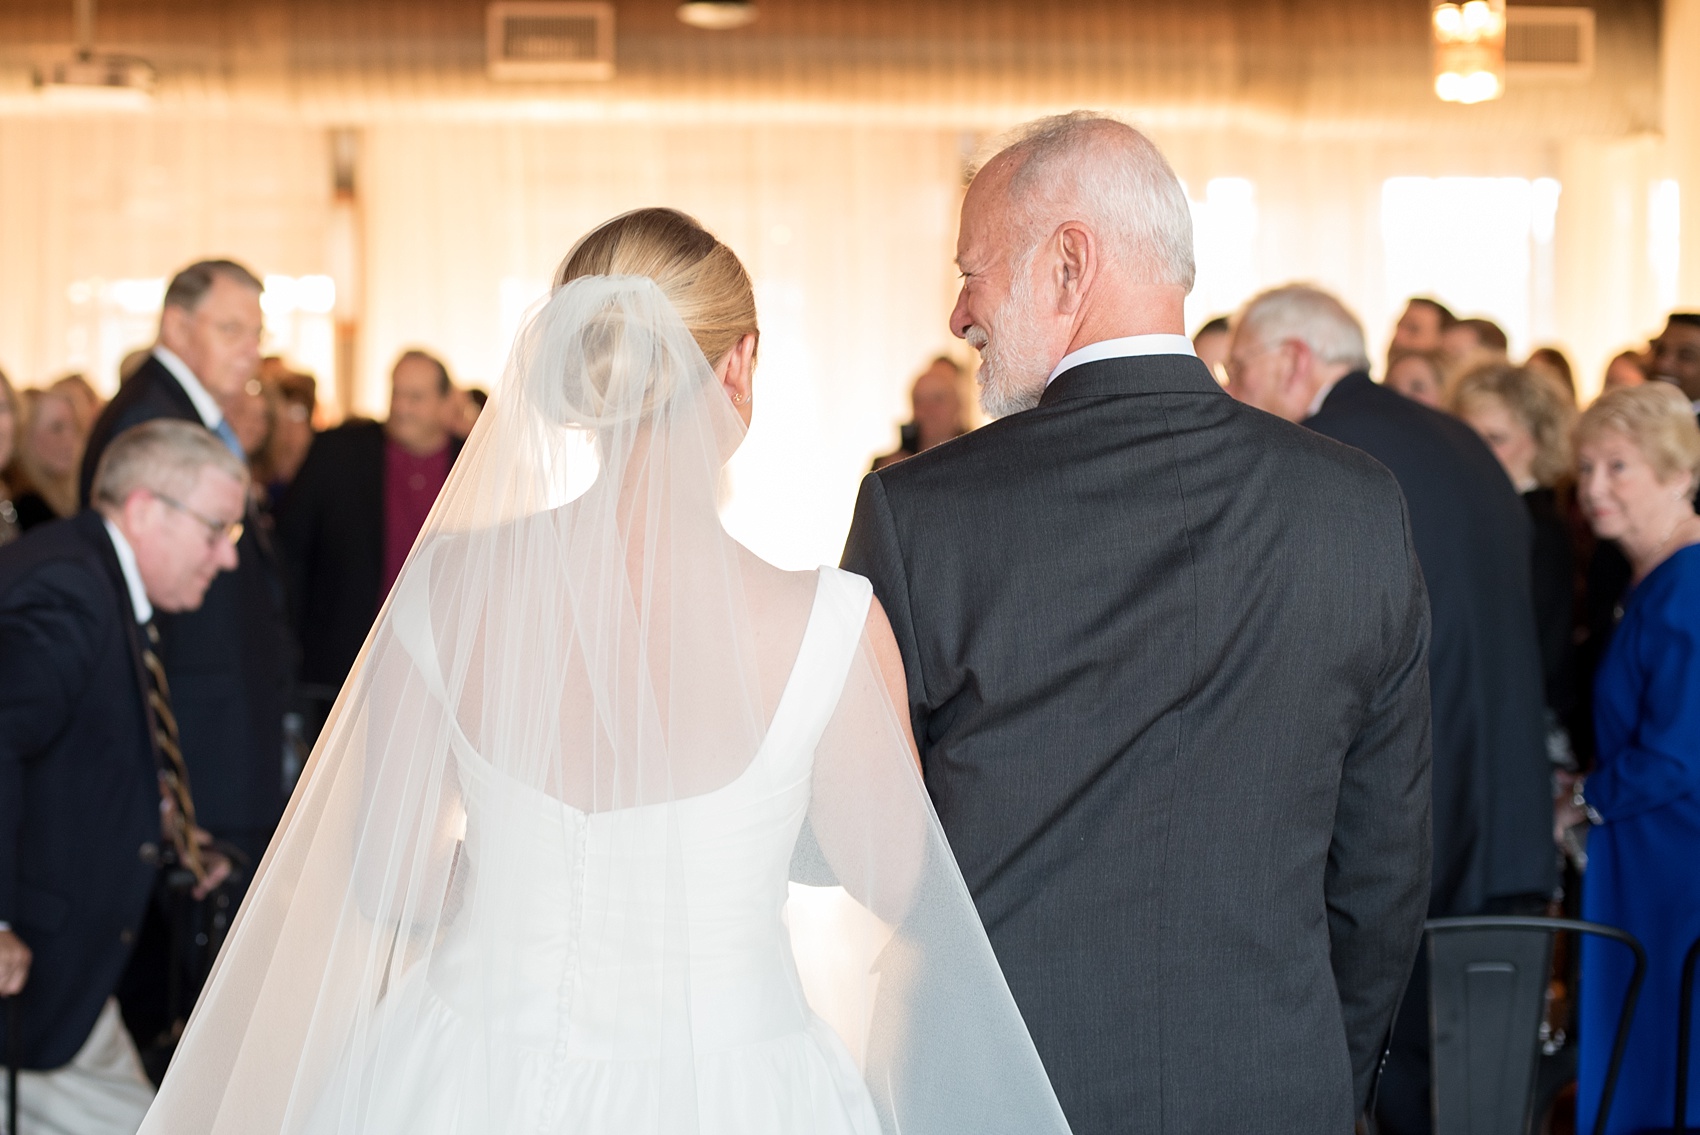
[677,1,758,30]
[1432,0,1507,104]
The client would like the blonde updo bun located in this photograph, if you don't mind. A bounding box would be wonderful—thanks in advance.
[556,208,757,369]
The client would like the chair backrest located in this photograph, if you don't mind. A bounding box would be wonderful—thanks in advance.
[1678,931,1700,1134]
[1426,916,1645,1135]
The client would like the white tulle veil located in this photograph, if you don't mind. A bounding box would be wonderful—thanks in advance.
[138,270,1072,1134]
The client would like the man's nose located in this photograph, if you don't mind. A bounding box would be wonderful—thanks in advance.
[216,538,240,571]
[949,289,972,341]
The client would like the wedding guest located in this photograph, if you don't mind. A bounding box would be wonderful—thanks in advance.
[50,372,103,436]
[1191,315,1231,382]
[10,387,82,530]
[79,258,291,873]
[445,384,487,441]
[1649,312,1700,411]
[1604,350,1649,390]
[1441,315,1510,368]
[1390,296,1455,354]
[0,368,18,547]
[1449,363,1579,731]
[220,379,271,460]
[254,362,317,508]
[277,350,461,733]
[1227,284,1553,1135]
[871,356,969,470]
[846,113,1431,1134]
[1558,382,1700,1133]
[0,420,241,1135]
[1526,346,1578,405]
[1384,348,1446,407]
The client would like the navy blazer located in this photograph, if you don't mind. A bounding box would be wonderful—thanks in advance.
[1307,373,1556,913]
[0,512,161,1069]
[80,356,290,841]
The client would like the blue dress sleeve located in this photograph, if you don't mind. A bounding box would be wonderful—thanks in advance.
[1586,567,1700,822]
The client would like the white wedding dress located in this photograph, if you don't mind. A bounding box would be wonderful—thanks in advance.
[326,565,881,1135]
[138,273,1071,1135]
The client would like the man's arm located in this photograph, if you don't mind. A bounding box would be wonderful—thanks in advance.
[0,566,104,956]
[1327,500,1434,1110]
[840,472,927,760]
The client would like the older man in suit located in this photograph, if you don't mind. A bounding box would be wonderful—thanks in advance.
[0,421,243,1134]
[1226,284,1555,1135]
[842,112,1431,1134]
[276,349,461,733]
[79,260,291,868]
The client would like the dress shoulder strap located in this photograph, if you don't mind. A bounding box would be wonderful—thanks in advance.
[756,567,873,767]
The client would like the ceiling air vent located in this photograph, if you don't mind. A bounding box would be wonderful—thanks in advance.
[487,2,615,82]
[1504,6,1595,80]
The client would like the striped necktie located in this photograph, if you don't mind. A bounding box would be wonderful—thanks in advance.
[140,622,208,884]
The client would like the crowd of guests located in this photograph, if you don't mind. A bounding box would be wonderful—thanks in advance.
[0,252,1695,1132]
[1206,291,1700,1133]
[0,258,487,1132]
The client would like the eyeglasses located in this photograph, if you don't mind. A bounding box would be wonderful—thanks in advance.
[195,313,263,345]
[151,491,244,548]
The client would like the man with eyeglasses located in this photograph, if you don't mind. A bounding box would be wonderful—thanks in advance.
[77,260,292,1071]
[1,421,243,1133]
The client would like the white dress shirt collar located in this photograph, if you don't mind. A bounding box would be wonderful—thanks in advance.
[1045,334,1198,387]
[102,517,153,624]
[1306,377,1344,419]
[152,346,225,431]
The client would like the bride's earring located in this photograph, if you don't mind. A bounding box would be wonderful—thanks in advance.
[731,393,748,405]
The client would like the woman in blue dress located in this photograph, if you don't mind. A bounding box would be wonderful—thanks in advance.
[1561,382,1700,1133]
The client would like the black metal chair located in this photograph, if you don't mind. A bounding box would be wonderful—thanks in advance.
[1425,916,1645,1135]
[1677,931,1700,1134]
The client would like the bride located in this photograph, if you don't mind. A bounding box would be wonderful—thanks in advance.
[138,208,1072,1134]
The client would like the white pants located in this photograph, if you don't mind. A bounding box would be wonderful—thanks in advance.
[0,998,154,1135]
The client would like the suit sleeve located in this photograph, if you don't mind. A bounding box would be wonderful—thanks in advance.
[1326,494,1434,1111]
[840,473,928,761]
[0,567,106,928]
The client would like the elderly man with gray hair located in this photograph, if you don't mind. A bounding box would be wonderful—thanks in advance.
[843,113,1432,1133]
[1227,284,1554,1135]
[0,420,244,1134]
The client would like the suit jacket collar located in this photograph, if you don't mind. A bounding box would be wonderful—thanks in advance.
[1038,354,1224,408]
[69,510,157,745]
[1311,371,1376,418]
[129,355,204,424]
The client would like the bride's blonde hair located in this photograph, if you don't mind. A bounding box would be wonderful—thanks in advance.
[555,208,758,368]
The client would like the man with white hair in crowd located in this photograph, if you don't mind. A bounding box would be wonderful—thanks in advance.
[0,420,242,1134]
[1226,284,1555,1135]
[843,112,1432,1133]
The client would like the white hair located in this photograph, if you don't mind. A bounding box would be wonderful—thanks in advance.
[983,111,1195,291]
[91,419,248,512]
[1233,284,1371,371]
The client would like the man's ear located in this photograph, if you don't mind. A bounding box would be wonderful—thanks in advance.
[1054,222,1094,315]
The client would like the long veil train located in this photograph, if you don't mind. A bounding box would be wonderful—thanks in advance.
[138,274,1073,1134]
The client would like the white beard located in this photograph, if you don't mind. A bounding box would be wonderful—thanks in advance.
[966,269,1052,419]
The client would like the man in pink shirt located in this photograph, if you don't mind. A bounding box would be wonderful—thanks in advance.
[277,351,461,737]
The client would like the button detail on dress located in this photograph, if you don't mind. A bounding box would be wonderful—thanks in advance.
[139,842,160,865]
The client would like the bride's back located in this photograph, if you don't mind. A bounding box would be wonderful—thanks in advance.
[427,207,822,811]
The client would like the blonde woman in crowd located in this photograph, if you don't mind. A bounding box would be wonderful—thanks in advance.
[8,387,83,531]
[0,368,19,546]
[1557,382,1700,1133]
[1449,363,1579,741]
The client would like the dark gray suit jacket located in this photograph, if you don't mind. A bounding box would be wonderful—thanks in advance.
[842,355,1433,1134]
[1307,374,1554,914]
